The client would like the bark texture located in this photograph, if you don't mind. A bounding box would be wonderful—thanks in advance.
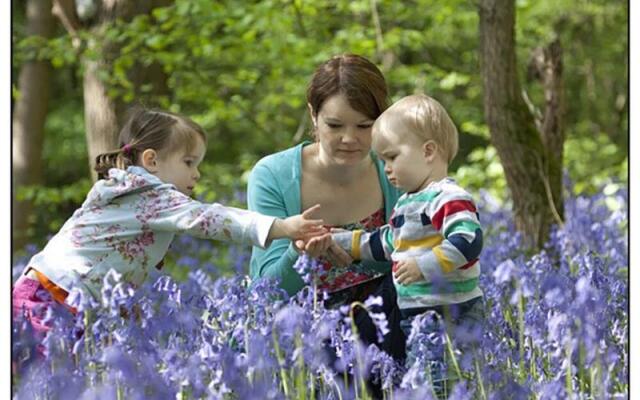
[478,0,564,248]
[12,0,55,251]
[54,0,172,180]
[82,0,172,179]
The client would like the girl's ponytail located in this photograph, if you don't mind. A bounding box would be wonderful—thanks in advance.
[94,145,138,179]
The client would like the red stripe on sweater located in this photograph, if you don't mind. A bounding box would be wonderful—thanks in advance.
[431,200,477,230]
[459,258,478,270]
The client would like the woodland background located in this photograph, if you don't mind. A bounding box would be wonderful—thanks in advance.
[9,1,630,398]
[12,0,628,260]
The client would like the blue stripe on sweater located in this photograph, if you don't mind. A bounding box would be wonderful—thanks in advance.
[368,231,387,261]
[421,212,431,226]
[391,215,405,228]
[448,228,483,261]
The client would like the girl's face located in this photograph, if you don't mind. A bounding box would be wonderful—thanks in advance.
[151,135,206,196]
[311,93,375,166]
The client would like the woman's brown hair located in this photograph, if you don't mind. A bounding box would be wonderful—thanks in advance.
[94,107,207,179]
[306,54,389,121]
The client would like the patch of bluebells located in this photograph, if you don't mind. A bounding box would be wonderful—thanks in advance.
[12,185,628,399]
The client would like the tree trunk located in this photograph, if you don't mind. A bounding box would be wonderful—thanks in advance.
[82,54,122,180]
[80,0,172,180]
[478,0,564,249]
[51,0,174,180]
[12,0,55,252]
[529,39,565,221]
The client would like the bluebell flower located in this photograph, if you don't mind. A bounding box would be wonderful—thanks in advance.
[493,259,518,284]
[10,186,628,398]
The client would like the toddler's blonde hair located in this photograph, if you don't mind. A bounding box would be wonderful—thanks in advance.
[373,94,458,164]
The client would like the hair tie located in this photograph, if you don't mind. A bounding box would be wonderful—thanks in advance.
[122,144,133,157]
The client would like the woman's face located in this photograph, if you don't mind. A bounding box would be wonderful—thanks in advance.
[311,93,375,166]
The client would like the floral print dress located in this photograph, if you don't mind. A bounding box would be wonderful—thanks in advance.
[27,166,275,302]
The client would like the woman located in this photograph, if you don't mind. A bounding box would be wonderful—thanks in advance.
[247,54,404,360]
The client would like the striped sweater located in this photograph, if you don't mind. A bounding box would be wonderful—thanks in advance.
[333,177,483,309]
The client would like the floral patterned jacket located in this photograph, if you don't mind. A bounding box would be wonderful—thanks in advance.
[29,166,275,301]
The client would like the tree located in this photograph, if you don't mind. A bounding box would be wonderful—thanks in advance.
[11,0,625,250]
[12,0,56,251]
[53,0,171,180]
[478,0,565,248]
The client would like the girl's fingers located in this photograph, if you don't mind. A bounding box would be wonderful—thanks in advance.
[294,240,305,252]
[303,221,326,232]
[302,204,322,218]
[303,234,331,256]
[307,218,325,226]
[302,228,328,239]
[306,224,327,232]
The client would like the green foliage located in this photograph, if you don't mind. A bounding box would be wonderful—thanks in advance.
[564,133,627,194]
[42,99,88,185]
[516,0,628,153]
[11,0,627,248]
[15,179,93,250]
[456,146,508,203]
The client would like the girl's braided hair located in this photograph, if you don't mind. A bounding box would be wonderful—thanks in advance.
[94,107,207,180]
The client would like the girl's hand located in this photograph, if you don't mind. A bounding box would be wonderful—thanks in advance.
[394,258,424,285]
[270,204,326,241]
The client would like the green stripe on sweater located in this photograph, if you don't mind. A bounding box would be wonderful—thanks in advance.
[396,277,478,297]
[444,220,481,237]
[395,190,441,208]
[384,228,394,251]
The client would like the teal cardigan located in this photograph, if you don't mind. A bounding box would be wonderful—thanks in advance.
[247,141,402,296]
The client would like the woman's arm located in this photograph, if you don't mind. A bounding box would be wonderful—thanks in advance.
[247,162,306,296]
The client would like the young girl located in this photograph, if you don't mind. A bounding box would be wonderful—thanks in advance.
[12,107,327,336]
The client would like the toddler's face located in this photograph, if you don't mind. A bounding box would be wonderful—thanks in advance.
[373,131,431,193]
[153,136,206,196]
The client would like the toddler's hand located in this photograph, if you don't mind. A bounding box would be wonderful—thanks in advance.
[394,258,424,285]
[324,242,353,267]
[294,236,353,267]
[327,227,355,267]
[295,233,332,258]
